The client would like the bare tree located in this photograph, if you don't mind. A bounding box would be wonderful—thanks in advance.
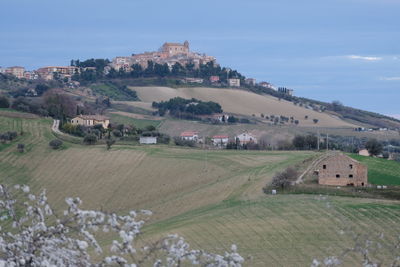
[0,184,244,266]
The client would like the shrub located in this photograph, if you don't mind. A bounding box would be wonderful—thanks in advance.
[106,139,115,150]
[0,95,10,108]
[49,139,63,150]
[17,143,25,153]
[158,134,170,144]
[270,167,298,190]
[112,129,122,137]
[83,134,97,145]
[145,125,156,131]
[173,137,196,147]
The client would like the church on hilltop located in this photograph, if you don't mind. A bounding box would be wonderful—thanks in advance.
[160,40,190,56]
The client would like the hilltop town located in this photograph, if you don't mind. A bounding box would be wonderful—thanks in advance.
[0,41,285,92]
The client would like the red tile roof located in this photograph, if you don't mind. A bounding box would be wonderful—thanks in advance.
[180,131,198,137]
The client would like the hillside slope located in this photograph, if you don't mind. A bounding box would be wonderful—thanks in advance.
[1,112,400,266]
[130,86,357,128]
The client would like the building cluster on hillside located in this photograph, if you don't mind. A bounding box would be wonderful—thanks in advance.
[108,41,216,72]
[0,65,81,81]
[180,130,257,148]
[1,40,295,95]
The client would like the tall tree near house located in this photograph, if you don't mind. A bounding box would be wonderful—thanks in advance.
[365,138,383,156]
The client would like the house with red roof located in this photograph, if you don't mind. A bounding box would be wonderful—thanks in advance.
[180,131,199,141]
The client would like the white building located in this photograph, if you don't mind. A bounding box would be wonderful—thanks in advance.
[139,136,157,144]
[235,132,257,145]
[212,135,229,147]
[180,131,199,141]
[228,78,240,87]
[245,78,256,86]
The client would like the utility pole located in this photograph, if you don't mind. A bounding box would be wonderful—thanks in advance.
[326,133,329,151]
[317,129,320,151]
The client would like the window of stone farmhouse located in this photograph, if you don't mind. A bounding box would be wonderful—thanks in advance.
[323,165,326,169]
[349,174,353,178]
[349,164,353,169]
[336,174,340,178]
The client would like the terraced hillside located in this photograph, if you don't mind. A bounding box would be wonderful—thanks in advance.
[1,111,399,266]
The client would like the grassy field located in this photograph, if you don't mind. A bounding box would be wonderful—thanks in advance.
[143,195,400,266]
[349,154,400,185]
[1,111,400,266]
[106,112,163,129]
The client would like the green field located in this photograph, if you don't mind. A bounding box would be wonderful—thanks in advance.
[1,112,400,266]
[349,154,400,185]
[107,112,162,129]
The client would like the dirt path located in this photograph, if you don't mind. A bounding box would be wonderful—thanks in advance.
[294,152,334,184]
[52,119,61,134]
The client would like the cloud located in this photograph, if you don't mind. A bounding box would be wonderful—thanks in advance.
[346,55,382,61]
[380,77,400,81]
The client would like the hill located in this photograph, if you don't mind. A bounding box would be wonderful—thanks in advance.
[1,111,400,266]
[130,86,357,128]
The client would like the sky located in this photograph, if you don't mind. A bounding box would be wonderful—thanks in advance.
[1,0,399,118]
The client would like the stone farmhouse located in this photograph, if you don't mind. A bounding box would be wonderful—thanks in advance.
[70,115,110,129]
[110,41,216,71]
[236,132,257,145]
[316,152,368,187]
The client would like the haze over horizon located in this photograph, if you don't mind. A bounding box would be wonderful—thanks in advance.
[1,0,399,118]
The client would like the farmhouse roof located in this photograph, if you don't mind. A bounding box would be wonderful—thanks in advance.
[77,115,109,121]
[320,151,363,165]
[180,131,198,137]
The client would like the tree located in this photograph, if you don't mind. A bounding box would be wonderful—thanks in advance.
[17,143,25,153]
[145,125,156,132]
[228,116,238,123]
[293,135,306,150]
[270,167,298,190]
[83,134,97,145]
[0,184,244,266]
[313,119,319,124]
[331,100,343,112]
[49,139,63,150]
[0,95,10,108]
[365,138,383,156]
[106,139,115,150]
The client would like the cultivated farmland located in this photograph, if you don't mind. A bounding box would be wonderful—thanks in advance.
[130,86,357,128]
[1,112,400,266]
